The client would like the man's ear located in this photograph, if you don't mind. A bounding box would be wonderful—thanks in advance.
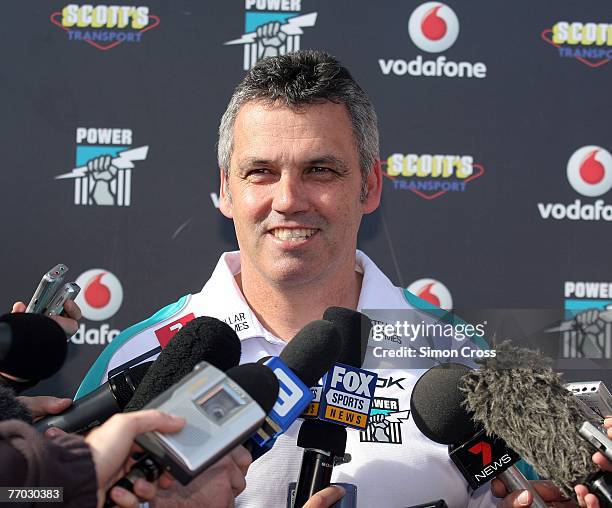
[362,159,382,214]
[219,167,233,218]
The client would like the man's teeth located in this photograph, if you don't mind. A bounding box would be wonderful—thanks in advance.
[272,228,316,241]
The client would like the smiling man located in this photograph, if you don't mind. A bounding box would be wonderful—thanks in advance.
[77,51,568,508]
[217,88,381,341]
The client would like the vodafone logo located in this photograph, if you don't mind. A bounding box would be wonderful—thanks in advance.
[74,269,123,321]
[566,146,612,197]
[538,146,612,222]
[379,2,485,79]
[408,2,459,53]
[408,279,453,310]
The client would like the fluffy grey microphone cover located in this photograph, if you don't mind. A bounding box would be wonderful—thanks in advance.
[460,340,598,496]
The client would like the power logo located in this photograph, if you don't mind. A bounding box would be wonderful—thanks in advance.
[55,127,149,207]
[319,364,378,430]
[71,269,123,345]
[549,282,612,359]
[408,279,453,310]
[379,2,487,79]
[359,397,411,445]
[224,1,317,70]
[50,5,160,51]
[538,146,612,222]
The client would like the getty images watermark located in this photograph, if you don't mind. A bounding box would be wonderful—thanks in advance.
[370,318,494,360]
[361,308,612,372]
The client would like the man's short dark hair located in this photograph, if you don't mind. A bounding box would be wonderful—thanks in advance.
[218,50,379,200]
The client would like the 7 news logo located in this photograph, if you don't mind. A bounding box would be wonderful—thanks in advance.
[450,431,518,489]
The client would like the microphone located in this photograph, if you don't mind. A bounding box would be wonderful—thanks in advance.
[461,341,612,504]
[249,320,342,455]
[293,419,348,508]
[410,363,547,508]
[323,307,372,368]
[0,313,67,390]
[0,384,33,423]
[104,362,279,507]
[34,361,152,434]
[124,316,242,411]
[293,308,373,508]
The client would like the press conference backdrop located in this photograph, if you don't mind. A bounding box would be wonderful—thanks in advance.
[0,1,610,397]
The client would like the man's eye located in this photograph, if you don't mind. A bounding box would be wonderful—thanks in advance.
[246,169,272,179]
[309,167,333,174]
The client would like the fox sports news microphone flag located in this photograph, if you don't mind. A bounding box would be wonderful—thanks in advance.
[0,2,610,397]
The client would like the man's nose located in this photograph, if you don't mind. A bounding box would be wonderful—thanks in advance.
[271,173,309,214]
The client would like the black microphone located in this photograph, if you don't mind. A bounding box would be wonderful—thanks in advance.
[34,361,152,434]
[0,313,67,391]
[461,341,612,505]
[410,363,548,508]
[293,419,348,507]
[124,316,241,411]
[323,307,372,368]
[293,308,372,508]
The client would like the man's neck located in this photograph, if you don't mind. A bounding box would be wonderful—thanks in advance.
[235,261,363,341]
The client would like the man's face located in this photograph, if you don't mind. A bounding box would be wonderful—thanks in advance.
[220,100,381,287]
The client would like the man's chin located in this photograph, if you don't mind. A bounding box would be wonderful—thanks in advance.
[264,259,324,287]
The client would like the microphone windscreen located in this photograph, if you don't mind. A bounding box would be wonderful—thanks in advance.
[0,313,67,380]
[280,320,341,386]
[225,363,279,414]
[297,419,347,456]
[0,384,33,423]
[125,317,241,411]
[460,341,598,496]
[323,307,372,368]
[410,363,479,445]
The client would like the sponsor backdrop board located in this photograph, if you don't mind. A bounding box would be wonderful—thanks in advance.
[0,1,610,397]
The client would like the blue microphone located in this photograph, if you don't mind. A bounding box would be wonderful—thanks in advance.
[248,320,341,458]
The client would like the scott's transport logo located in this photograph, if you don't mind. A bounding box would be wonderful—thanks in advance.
[50,4,160,51]
[538,146,612,221]
[55,127,148,207]
[74,269,123,322]
[408,2,459,53]
[541,21,611,68]
[408,279,453,310]
[383,152,484,199]
[224,1,317,70]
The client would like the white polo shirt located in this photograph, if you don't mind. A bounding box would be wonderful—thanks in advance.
[77,250,495,508]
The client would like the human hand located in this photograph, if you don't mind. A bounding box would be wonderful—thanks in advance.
[491,478,575,508]
[84,410,185,508]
